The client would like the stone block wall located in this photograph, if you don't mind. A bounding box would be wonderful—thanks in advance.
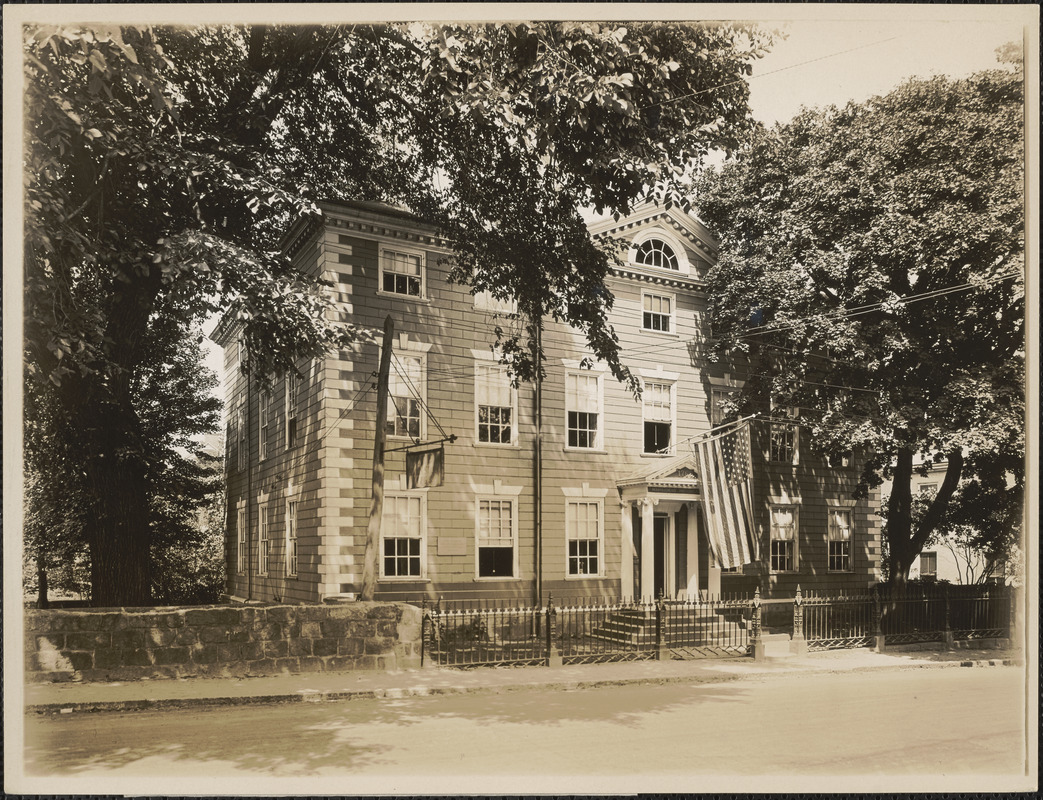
[24,602,422,683]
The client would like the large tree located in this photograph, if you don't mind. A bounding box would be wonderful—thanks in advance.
[695,55,1025,583]
[24,22,773,605]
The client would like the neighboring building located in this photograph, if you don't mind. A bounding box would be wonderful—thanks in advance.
[896,461,1000,585]
[212,201,881,605]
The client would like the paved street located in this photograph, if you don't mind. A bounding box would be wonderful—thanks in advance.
[22,666,1027,794]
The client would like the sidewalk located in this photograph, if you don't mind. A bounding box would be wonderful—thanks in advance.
[25,647,1022,715]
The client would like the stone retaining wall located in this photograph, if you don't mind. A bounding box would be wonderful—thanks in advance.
[24,602,423,683]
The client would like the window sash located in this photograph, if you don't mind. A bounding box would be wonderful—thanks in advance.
[236,506,247,574]
[388,355,424,438]
[566,500,601,576]
[258,503,271,576]
[286,500,298,577]
[566,372,601,449]
[642,293,672,331]
[478,499,515,578]
[828,540,850,572]
[828,510,852,541]
[381,250,423,296]
[382,495,424,578]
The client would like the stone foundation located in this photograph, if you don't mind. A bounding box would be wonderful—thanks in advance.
[24,602,422,683]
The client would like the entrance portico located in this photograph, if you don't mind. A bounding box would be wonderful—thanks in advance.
[617,455,722,600]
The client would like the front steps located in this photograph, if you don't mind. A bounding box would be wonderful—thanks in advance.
[587,606,747,648]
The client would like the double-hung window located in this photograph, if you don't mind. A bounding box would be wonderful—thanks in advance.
[387,355,424,439]
[476,498,516,578]
[258,501,271,577]
[710,387,736,428]
[236,500,247,574]
[642,380,674,455]
[474,289,517,314]
[769,406,799,464]
[769,505,798,572]
[566,499,603,577]
[566,371,602,449]
[919,551,937,578]
[827,509,852,572]
[642,292,673,333]
[286,499,298,578]
[236,403,247,471]
[259,390,270,462]
[285,371,300,449]
[380,248,424,297]
[382,494,425,579]
[476,362,515,445]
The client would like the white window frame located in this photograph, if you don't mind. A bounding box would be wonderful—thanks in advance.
[236,402,247,471]
[769,504,799,573]
[564,367,604,451]
[259,390,270,462]
[641,378,676,456]
[285,369,300,450]
[827,508,853,573]
[563,487,607,579]
[474,289,518,314]
[919,551,938,577]
[285,488,299,579]
[236,499,247,575]
[258,498,271,577]
[628,229,692,276]
[641,290,675,334]
[474,494,520,580]
[769,405,800,465]
[473,355,518,447]
[378,245,426,299]
[387,352,427,441]
[380,492,427,580]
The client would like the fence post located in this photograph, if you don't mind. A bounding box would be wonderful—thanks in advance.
[750,587,765,661]
[873,585,886,653]
[655,592,669,661]
[420,598,428,668]
[546,593,562,667]
[790,585,808,655]
[942,584,953,651]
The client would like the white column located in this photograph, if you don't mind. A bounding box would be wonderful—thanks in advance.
[685,502,700,598]
[641,498,655,600]
[620,502,635,601]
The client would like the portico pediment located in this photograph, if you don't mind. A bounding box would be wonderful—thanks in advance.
[617,454,701,497]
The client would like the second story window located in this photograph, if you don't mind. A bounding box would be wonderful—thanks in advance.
[285,370,300,449]
[828,509,853,572]
[388,355,424,439]
[642,381,673,454]
[769,406,799,464]
[236,403,247,471]
[642,292,673,332]
[380,248,424,297]
[476,362,514,445]
[566,371,602,450]
[259,390,270,461]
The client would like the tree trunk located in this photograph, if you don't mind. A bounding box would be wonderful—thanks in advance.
[36,552,49,609]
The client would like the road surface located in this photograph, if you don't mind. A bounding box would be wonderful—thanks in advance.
[21,667,1028,793]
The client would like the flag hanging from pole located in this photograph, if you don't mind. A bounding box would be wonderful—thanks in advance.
[694,421,758,570]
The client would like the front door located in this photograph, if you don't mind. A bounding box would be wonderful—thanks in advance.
[653,514,669,598]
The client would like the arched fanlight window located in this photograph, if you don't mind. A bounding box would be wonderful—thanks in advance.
[635,238,679,271]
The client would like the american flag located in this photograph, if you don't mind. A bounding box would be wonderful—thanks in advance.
[694,421,758,570]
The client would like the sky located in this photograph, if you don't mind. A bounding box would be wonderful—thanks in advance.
[747,17,1025,125]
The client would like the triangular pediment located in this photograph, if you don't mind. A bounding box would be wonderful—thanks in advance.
[617,453,701,489]
[587,202,717,257]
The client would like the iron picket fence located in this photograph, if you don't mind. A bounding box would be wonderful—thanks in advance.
[422,594,753,668]
[420,584,1012,668]
[801,591,875,651]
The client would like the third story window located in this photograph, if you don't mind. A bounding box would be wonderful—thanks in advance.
[566,372,601,449]
[769,407,799,464]
[286,499,298,578]
[381,249,423,297]
[642,292,672,332]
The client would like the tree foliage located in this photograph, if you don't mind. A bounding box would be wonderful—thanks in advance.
[23,22,772,604]
[695,57,1025,582]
